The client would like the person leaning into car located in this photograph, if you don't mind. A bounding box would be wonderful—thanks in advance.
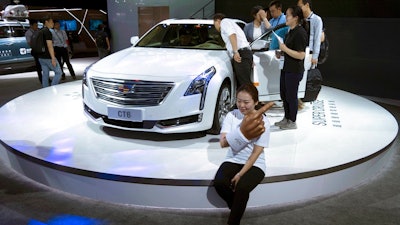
[213,13,253,89]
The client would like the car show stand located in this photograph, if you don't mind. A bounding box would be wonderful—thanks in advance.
[0,82,398,209]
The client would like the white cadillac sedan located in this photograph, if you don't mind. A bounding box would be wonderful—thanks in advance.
[82,19,310,134]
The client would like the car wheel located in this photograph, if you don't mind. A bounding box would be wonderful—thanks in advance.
[208,82,231,135]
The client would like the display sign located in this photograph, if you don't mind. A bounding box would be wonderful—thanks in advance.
[107,107,143,122]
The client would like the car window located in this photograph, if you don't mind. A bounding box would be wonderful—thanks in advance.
[251,24,289,51]
[0,26,11,38]
[0,24,27,38]
[11,25,27,37]
[136,23,225,50]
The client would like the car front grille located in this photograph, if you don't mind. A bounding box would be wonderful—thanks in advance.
[91,78,174,106]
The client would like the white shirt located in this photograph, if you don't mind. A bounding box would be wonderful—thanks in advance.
[220,18,250,56]
[221,109,270,174]
[253,26,262,41]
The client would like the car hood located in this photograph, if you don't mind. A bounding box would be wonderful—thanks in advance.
[89,47,227,78]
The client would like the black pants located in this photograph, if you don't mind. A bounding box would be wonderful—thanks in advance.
[280,71,304,122]
[214,162,265,225]
[232,49,253,89]
[54,46,76,77]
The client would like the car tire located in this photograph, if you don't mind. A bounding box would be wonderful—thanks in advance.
[208,82,231,135]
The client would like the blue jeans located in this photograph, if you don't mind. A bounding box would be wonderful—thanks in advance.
[38,58,62,88]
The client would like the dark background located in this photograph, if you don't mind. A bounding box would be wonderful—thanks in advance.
[3,0,400,100]
[216,0,400,100]
[3,0,107,10]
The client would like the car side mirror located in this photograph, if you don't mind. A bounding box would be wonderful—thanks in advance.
[251,39,269,51]
[130,36,139,45]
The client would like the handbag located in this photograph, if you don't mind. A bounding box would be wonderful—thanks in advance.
[302,68,322,102]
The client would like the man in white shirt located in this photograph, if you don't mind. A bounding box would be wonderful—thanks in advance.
[213,13,253,89]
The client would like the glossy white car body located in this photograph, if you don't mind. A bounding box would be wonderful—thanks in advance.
[82,19,310,134]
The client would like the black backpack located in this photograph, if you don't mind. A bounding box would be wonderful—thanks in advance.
[30,29,46,55]
[318,30,329,64]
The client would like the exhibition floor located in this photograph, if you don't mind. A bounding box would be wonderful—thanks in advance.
[0,58,400,224]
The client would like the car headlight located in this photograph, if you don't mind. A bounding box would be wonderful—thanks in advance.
[82,62,96,87]
[184,66,216,110]
[82,63,96,99]
[82,71,87,87]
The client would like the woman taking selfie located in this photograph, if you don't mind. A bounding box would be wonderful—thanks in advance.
[214,83,270,225]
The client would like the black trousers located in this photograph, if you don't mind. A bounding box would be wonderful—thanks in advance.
[280,71,304,122]
[214,162,265,225]
[232,49,253,89]
[54,46,76,77]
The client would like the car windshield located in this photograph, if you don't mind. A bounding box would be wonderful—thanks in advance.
[136,23,226,50]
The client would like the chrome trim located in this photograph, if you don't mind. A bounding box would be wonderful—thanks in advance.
[91,77,174,106]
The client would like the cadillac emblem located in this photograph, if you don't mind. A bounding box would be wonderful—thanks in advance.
[117,84,135,94]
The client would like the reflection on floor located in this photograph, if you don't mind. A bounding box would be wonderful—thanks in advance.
[0,81,398,209]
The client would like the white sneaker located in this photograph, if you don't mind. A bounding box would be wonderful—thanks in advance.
[274,118,288,127]
[280,120,297,130]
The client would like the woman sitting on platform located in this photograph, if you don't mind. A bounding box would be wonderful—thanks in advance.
[214,83,270,225]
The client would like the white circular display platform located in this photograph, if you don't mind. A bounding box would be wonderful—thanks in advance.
[0,82,398,209]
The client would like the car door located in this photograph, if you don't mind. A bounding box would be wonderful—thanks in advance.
[9,24,31,61]
[0,25,14,64]
[0,23,32,72]
[0,24,30,58]
[251,24,310,102]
